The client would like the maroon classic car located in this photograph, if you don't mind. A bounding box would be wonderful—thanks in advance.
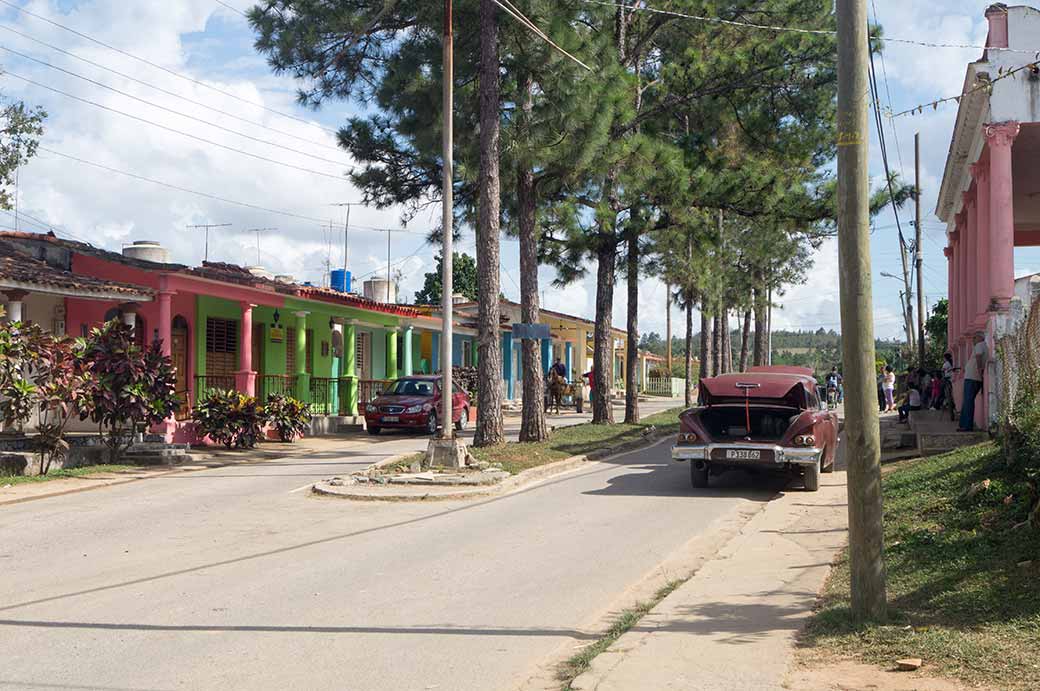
[671,366,839,491]
[364,375,470,435]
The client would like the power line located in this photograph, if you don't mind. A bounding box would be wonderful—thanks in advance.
[888,58,1040,119]
[0,24,346,155]
[869,0,905,177]
[213,0,247,17]
[4,70,350,183]
[490,0,592,71]
[575,0,1040,54]
[33,145,429,234]
[0,45,352,168]
[0,0,340,135]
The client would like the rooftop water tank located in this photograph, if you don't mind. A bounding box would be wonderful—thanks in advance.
[331,268,352,293]
[122,240,170,264]
[363,277,396,303]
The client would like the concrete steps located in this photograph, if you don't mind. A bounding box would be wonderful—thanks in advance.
[121,442,195,466]
[909,409,989,456]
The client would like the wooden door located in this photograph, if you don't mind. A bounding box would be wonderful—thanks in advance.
[252,323,264,375]
[171,326,188,416]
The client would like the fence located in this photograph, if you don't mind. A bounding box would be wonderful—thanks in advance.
[309,377,337,415]
[640,376,687,398]
[994,278,1040,430]
[193,375,236,396]
[257,374,298,401]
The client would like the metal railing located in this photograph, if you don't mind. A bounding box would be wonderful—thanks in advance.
[193,375,236,396]
[641,376,675,397]
[359,379,392,406]
[257,374,298,401]
[309,377,336,415]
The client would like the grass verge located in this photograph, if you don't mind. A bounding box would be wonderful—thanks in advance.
[557,579,685,690]
[1,464,138,486]
[802,442,1040,689]
[470,406,682,475]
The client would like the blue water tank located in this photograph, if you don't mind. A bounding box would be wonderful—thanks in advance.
[331,269,351,293]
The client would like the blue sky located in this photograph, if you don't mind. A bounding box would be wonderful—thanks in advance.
[3,0,1037,341]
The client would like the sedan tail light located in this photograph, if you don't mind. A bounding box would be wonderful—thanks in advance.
[794,434,816,447]
[678,432,699,444]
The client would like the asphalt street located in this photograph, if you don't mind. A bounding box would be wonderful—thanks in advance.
[0,399,793,691]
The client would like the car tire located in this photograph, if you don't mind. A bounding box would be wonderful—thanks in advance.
[821,447,835,473]
[426,413,438,436]
[690,462,709,489]
[804,456,821,491]
[455,407,468,431]
[367,425,381,436]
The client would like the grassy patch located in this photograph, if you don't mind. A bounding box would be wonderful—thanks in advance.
[1,464,138,485]
[803,442,1040,689]
[470,407,683,475]
[557,579,685,690]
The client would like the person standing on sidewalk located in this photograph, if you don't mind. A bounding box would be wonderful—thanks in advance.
[882,365,896,412]
[958,331,988,432]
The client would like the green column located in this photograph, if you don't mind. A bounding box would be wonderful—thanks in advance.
[343,322,358,416]
[403,326,414,376]
[295,311,310,402]
[386,328,398,381]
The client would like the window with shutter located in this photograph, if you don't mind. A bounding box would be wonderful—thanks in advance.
[286,327,296,374]
[356,332,369,379]
[205,318,238,378]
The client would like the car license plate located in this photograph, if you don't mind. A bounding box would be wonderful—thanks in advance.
[725,449,761,460]
[382,415,399,423]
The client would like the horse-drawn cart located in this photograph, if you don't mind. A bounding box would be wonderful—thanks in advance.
[544,372,584,414]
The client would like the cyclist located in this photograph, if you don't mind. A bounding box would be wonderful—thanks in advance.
[825,366,842,408]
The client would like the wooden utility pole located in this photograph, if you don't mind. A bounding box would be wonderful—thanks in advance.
[837,0,886,621]
[441,0,454,439]
[915,133,926,366]
[665,283,672,373]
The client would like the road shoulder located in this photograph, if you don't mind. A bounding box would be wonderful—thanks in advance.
[568,469,849,691]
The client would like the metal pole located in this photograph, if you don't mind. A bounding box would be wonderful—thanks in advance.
[837,0,886,621]
[665,282,672,373]
[344,204,351,280]
[441,0,454,439]
[915,132,925,366]
[387,230,392,303]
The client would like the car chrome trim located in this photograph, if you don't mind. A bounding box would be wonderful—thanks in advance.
[671,442,822,466]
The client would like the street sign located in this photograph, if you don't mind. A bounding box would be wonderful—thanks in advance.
[511,323,551,340]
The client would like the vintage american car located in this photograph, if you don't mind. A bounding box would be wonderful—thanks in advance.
[671,366,839,491]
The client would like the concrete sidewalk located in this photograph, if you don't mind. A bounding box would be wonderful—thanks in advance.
[571,468,849,691]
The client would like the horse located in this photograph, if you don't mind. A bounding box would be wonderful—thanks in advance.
[545,370,566,415]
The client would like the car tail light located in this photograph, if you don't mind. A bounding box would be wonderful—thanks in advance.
[794,434,816,447]
[678,432,699,444]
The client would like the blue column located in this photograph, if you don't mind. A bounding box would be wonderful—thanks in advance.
[502,331,514,400]
[541,338,552,375]
[431,332,440,373]
[565,342,573,381]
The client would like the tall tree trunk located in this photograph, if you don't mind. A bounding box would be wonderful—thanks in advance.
[712,310,722,377]
[474,0,503,446]
[592,240,617,424]
[753,279,768,367]
[721,308,732,373]
[699,301,712,381]
[624,230,639,423]
[517,73,547,443]
[684,300,694,407]
[739,308,751,371]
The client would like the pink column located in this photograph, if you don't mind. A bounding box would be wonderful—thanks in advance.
[944,245,954,347]
[157,291,173,357]
[235,302,257,396]
[963,190,979,330]
[956,209,968,348]
[986,121,1020,309]
[971,161,991,322]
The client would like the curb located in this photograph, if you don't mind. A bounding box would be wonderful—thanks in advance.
[311,429,676,502]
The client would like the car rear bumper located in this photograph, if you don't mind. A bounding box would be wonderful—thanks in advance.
[671,443,822,467]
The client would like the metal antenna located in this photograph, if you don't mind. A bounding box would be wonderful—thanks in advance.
[329,202,358,281]
[245,227,276,266]
[186,222,231,262]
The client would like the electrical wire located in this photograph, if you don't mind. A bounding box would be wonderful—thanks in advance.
[870,0,905,177]
[575,0,1040,54]
[888,58,1040,119]
[0,0,340,135]
[4,70,351,183]
[0,24,346,155]
[491,0,592,71]
[0,45,351,167]
[33,145,427,235]
[213,0,247,17]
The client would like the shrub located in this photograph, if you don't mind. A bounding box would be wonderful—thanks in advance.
[79,320,179,462]
[264,394,311,442]
[192,390,266,449]
[1001,373,1040,528]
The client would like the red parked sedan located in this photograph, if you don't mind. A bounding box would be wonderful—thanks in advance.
[364,375,470,435]
[671,366,839,491]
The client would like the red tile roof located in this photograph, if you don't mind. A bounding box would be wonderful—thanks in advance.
[0,239,153,300]
[294,285,425,318]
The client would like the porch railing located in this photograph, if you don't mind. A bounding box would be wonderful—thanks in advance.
[309,377,336,415]
[193,375,236,396]
[257,374,298,401]
[359,379,392,407]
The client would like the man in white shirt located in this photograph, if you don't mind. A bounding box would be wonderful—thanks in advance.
[959,331,988,432]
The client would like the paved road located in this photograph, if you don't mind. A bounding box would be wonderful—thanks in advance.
[0,399,794,691]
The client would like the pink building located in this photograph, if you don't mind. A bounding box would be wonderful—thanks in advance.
[936,4,1040,429]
